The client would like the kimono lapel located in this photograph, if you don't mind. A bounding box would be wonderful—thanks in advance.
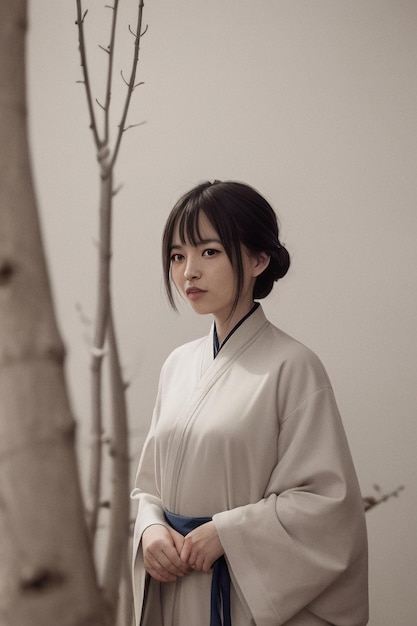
[200,326,214,377]
[163,307,270,508]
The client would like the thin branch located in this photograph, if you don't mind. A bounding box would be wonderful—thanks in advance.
[75,0,101,148]
[85,425,103,539]
[102,304,130,621]
[111,0,145,168]
[120,70,144,89]
[96,98,106,111]
[128,23,148,38]
[120,70,129,87]
[86,170,113,540]
[76,8,88,24]
[121,121,145,133]
[363,484,405,512]
[104,0,120,145]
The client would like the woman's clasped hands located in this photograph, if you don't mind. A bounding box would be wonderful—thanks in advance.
[142,521,224,583]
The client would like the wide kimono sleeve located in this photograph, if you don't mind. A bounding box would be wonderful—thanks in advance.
[213,351,368,626]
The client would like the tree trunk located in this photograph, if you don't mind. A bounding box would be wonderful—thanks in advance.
[0,2,108,624]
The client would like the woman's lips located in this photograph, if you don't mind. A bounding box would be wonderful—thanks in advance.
[186,287,206,300]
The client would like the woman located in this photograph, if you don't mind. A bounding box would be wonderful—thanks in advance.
[131,181,368,626]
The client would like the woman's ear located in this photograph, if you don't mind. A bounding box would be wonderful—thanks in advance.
[252,252,270,277]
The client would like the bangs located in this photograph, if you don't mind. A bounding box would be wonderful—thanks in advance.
[174,197,205,247]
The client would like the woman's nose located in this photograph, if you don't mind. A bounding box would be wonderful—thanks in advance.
[184,257,201,280]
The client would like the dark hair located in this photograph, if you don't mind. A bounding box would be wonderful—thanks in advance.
[162,180,290,310]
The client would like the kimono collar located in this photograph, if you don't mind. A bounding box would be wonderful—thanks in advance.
[213,302,260,358]
[200,304,269,377]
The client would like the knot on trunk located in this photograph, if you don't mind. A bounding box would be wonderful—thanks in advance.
[20,565,65,593]
[0,259,14,285]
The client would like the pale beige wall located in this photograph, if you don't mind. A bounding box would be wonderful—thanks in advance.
[28,1,416,624]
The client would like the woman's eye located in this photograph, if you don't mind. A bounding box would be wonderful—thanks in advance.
[170,253,184,262]
[203,248,218,257]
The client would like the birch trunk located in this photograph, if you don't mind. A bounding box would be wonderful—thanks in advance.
[0,2,108,624]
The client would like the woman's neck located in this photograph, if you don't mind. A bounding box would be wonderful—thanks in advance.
[214,301,256,346]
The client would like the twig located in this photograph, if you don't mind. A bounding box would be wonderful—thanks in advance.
[120,70,144,89]
[103,0,120,144]
[111,0,146,168]
[75,1,101,148]
[96,98,106,111]
[363,484,405,512]
[121,121,145,133]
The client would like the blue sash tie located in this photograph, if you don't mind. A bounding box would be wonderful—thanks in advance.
[164,510,232,626]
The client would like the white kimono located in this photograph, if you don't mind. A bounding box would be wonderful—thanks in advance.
[131,306,368,626]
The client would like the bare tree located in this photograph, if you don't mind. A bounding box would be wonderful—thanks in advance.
[75,1,146,623]
[0,1,108,624]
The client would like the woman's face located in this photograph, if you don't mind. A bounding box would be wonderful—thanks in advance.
[169,212,259,327]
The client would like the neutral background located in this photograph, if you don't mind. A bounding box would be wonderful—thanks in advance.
[27,1,416,624]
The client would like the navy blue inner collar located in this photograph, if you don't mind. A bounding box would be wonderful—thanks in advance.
[213,302,260,358]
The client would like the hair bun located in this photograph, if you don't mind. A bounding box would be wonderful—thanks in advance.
[272,244,290,280]
[253,243,290,299]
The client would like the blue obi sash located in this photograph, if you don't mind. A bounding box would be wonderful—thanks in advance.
[164,510,231,626]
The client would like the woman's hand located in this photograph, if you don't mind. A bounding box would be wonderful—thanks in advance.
[142,524,192,582]
[180,521,224,573]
